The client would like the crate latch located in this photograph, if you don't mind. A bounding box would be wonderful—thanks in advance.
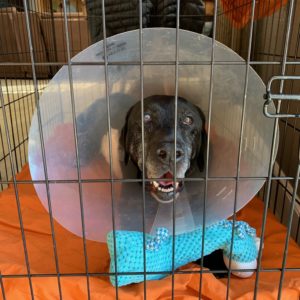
[264,75,300,118]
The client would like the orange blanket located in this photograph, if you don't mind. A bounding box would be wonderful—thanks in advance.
[0,165,300,299]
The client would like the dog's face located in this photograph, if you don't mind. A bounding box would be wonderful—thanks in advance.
[120,95,206,203]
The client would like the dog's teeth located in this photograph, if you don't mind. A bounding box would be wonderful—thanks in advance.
[160,187,174,193]
[153,181,159,188]
[175,182,179,188]
[158,186,162,191]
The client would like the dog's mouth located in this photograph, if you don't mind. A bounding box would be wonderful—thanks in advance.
[148,172,184,203]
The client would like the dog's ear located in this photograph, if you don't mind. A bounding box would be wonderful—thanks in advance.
[196,107,207,172]
[119,106,134,165]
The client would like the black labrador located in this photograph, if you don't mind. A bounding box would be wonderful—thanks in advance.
[120,95,227,275]
[76,94,226,276]
[120,95,207,203]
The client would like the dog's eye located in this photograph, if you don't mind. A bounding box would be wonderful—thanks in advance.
[144,113,151,123]
[191,129,198,135]
[183,116,193,125]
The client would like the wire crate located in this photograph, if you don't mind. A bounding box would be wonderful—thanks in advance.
[0,0,299,299]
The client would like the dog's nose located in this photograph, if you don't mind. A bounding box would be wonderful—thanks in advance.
[157,144,184,163]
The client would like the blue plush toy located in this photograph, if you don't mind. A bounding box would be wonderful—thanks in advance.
[107,220,260,286]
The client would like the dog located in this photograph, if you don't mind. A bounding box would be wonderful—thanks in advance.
[120,95,207,203]
[76,94,226,274]
[119,95,229,274]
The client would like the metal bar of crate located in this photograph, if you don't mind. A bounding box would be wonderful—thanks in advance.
[277,150,300,298]
[171,1,181,298]
[225,1,257,298]
[22,0,63,298]
[61,0,92,298]
[0,272,6,300]
[0,123,9,191]
[101,0,119,297]
[296,217,300,242]
[138,0,148,298]
[2,60,300,66]
[0,265,299,279]
[198,0,218,298]
[261,0,273,67]
[267,0,292,225]
[0,175,298,186]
